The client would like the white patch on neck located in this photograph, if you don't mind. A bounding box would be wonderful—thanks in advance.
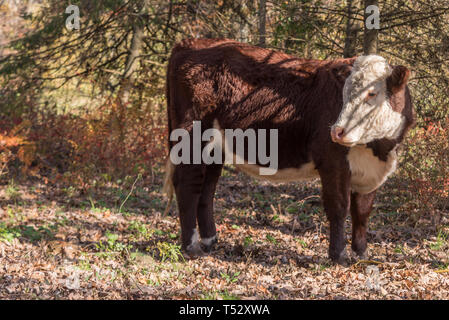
[347,145,397,194]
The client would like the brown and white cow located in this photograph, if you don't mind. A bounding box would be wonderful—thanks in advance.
[163,38,415,263]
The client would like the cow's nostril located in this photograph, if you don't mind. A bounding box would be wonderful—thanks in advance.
[331,126,346,142]
[334,127,345,139]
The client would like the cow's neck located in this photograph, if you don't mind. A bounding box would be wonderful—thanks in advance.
[366,138,399,162]
[347,140,399,194]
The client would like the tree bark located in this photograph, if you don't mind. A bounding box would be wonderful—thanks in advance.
[343,0,361,58]
[120,1,148,104]
[239,2,250,43]
[121,22,144,104]
[112,2,147,147]
[258,0,267,47]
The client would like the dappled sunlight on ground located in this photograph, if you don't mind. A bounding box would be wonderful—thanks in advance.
[0,169,448,299]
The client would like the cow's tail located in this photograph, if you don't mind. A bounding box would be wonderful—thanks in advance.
[162,159,175,216]
[162,45,175,216]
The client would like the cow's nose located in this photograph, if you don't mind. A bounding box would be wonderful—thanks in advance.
[331,126,345,142]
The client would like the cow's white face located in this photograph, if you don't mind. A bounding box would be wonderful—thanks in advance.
[331,55,410,146]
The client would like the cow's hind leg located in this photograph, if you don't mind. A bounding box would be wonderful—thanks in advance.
[197,164,222,252]
[350,191,376,259]
[173,163,206,257]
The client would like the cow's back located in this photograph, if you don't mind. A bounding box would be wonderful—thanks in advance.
[166,39,355,168]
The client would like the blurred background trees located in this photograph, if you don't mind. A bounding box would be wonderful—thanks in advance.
[0,0,448,217]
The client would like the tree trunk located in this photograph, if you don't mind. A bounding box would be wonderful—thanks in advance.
[121,22,144,104]
[343,0,361,58]
[239,2,250,43]
[363,0,379,55]
[258,0,266,47]
[111,2,147,150]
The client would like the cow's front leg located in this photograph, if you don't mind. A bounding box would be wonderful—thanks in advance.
[197,164,222,252]
[173,164,206,257]
[319,167,351,264]
[350,191,376,259]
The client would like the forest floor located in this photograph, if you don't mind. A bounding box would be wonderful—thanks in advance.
[0,167,448,300]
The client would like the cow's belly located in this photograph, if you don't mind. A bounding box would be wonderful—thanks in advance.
[235,161,319,183]
[213,119,319,183]
[347,145,397,194]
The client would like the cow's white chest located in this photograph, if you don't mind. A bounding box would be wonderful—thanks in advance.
[347,145,397,194]
[235,161,319,183]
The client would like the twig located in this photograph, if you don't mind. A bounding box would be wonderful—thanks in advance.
[352,260,383,267]
[435,269,449,274]
[270,204,277,216]
[119,174,141,213]
[299,195,321,204]
[291,217,297,234]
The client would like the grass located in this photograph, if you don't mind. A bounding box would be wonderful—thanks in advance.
[266,234,278,245]
[155,241,184,263]
[0,223,56,243]
[394,244,405,254]
[296,238,308,248]
[95,231,130,256]
[430,230,448,251]
[286,205,299,214]
[318,262,332,271]
[243,236,253,247]
[201,290,240,300]
[0,222,20,243]
[77,255,93,271]
[220,271,241,284]
[153,229,165,236]
[5,179,20,201]
[128,220,153,240]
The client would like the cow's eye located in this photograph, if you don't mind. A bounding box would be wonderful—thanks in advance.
[368,92,377,98]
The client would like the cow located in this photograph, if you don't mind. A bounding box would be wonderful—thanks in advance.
[163,38,415,264]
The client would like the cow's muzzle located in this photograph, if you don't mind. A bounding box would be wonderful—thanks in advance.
[331,126,355,147]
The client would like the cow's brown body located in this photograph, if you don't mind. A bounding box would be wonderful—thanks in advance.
[164,38,415,263]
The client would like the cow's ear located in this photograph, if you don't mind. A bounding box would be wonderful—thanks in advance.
[387,65,410,94]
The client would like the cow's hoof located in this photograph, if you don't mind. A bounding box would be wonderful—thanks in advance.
[184,242,205,259]
[329,249,349,266]
[201,235,217,253]
[350,249,368,262]
[332,257,349,267]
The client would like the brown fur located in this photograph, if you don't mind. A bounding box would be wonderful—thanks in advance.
[164,38,415,262]
[162,159,175,216]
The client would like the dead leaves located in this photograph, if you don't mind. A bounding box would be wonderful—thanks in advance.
[47,240,80,260]
[1,170,449,300]
[0,120,38,177]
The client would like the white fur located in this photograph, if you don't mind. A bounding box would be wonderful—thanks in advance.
[347,145,397,194]
[186,228,202,252]
[201,235,217,247]
[334,55,406,145]
[234,161,319,183]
